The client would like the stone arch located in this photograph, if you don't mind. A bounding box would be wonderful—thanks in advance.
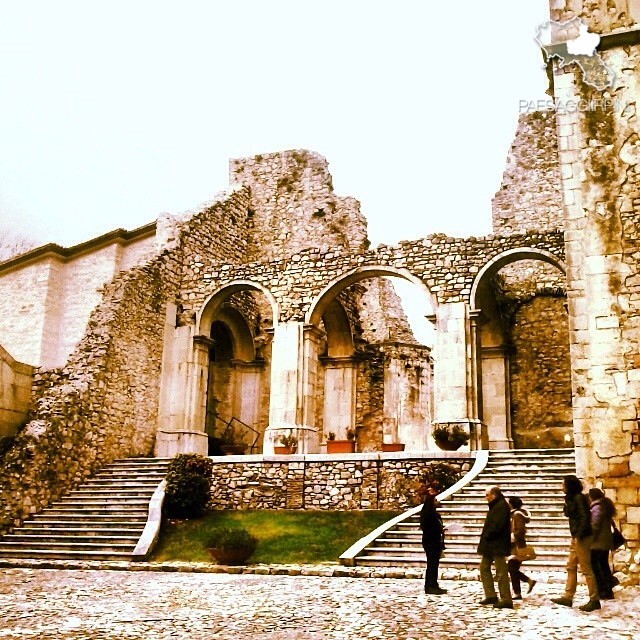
[196,280,279,336]
[306,265,437,326]
[470,247,569,450]
[470,247,565,309]
[196,280,277,455]
[306,264,435,453]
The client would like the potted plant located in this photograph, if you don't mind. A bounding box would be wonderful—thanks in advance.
[207,526,258,565]
[432,424,470,451]
[274,431,298,454]
[326,428,356,454]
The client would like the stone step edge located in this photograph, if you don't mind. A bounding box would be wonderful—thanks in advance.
[0,559,569,582]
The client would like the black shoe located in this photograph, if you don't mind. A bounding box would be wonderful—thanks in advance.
[479,597,499,605]
[578,600,601,612]
[494,600,514,609]
[513,594,522,601]
[425,587,447,595]
[551,597,573,607]
[527,579,537,594]
[599,591,614,600]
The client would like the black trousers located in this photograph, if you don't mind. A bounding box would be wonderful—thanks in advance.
[422,538,442,589]
[591,549,615,596]
[507,557,531,596]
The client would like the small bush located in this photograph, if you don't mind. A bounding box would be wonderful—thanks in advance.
[207,526,258,551]
[164,454,213,519]
[421,462,462,492]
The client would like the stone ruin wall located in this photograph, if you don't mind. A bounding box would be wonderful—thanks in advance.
[551,0,640,32]
[492,110,564,236]
[0,188,253,533]
[208,454,472,511]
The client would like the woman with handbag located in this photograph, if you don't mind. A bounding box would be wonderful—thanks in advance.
[587,487,617,600]
[507,496,537,600]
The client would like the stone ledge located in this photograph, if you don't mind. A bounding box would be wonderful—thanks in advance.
[0,559,567,583]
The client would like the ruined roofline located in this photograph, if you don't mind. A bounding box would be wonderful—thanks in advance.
[0,222,157,274]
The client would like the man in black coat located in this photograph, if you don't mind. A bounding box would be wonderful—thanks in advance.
[477,485,513,609]
[419,485,446,595]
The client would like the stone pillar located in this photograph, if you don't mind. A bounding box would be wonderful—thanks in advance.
[430,301,475,449]
[265,322,323,454]
[480,345,512,449]
[321,356,356,439]
[155,304,209,456]
[547,12,640,550]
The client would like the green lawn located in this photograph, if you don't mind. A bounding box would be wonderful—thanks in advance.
[151,510,400,564]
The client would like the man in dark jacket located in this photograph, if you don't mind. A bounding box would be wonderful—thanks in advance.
[551,474,601,612]
[477,486,513,609]
[419,485,446,595]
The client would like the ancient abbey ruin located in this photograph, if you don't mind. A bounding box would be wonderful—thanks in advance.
[0,0,639,567]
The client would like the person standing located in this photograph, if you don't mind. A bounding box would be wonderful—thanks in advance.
[419,485,447,595]
[551,474,601,612]
[587,487,617,600]
[477,486,513,609]
[507,496,536,600]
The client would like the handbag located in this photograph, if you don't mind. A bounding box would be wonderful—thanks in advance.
[612,524,626,550]
[514,544,537,561]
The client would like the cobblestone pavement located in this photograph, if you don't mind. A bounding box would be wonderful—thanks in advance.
[0,568,639,640]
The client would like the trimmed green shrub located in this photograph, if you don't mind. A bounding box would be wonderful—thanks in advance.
[164,453,214,519]
[206,526,258,565]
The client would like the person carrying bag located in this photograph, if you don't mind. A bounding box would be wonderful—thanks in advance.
[507,496,537,600]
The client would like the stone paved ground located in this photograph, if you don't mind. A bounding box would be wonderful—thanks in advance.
[0,568,639,640]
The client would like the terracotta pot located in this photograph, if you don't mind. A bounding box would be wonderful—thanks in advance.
[382,443,405,452]
[273,446,296,455]
[208,547,254,565]
[326,440,356,454]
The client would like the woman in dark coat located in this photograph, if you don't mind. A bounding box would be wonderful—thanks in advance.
[507,496,536,599]
[419,485,446,595]
[588,487,617,600]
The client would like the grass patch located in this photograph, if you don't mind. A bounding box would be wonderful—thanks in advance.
[152,510,400,564]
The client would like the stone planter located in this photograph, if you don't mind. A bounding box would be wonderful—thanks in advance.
[208,547,254,566]
[382,443,405,452]
[326,440,356,454]
[434,438,464,451]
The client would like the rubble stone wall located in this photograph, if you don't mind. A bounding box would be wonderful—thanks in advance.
[208,454,472,511]
[492,111,564,235]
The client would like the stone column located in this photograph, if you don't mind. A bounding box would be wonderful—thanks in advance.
[265,322,323,454]
[155,303,209,456]
[321,356,357,439]
[430,301,475,449]
[480,345,512,449]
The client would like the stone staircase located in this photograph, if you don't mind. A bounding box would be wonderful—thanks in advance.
[0,458,171,561]
[348,448,576,568]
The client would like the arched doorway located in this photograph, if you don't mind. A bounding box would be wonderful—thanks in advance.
[471,249,570,449]
[308,266,436,452]
[197,282,277,454]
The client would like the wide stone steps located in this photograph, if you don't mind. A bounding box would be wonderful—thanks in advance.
[352,448,575,569]
[0,458,171,561]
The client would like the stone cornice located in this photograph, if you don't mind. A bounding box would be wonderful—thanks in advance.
[0,222,157,274]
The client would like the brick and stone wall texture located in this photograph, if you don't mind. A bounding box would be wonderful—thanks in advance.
[509,295,573,448]
[550,0,640,32]
[208,454,472,511]
[492,111,564,236]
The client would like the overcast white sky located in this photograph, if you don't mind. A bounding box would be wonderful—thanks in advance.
[0,1,551,251]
